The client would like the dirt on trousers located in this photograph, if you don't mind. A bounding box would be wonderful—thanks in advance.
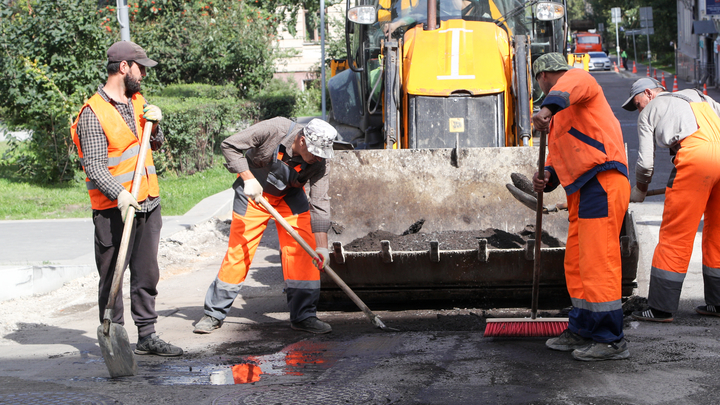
[343,223,566,252]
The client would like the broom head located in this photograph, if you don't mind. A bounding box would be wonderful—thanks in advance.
[484,317,569,338]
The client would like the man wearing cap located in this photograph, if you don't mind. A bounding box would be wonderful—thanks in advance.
[71,41,183,356]
[531,53,631,361]
[622,78,720,323]
[194,117,338,335]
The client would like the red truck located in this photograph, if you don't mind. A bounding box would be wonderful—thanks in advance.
[573,32,603,53]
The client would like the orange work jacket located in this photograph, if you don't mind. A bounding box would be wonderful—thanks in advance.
[70,92,159,210]
[541,68,628,195]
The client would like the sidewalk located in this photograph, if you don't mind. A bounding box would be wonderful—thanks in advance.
[0,189,234,301]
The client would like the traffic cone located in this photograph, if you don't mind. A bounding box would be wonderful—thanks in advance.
[613,62,619,73]
[661,73,666,88]
[632,61,637,74]
[653,68,657,80]
[672,75,678,92]
[646,66,650,77]
[704,83,708,95]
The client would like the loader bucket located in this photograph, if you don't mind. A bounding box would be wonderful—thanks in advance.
[320,147,639,309]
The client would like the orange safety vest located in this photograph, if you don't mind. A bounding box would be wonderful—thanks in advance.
[70,92,159,210]
[543,69,628,195]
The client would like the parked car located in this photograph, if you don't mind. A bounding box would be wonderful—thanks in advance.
[588,51,611,71]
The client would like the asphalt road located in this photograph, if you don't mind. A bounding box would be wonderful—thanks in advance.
[1,71,719,405]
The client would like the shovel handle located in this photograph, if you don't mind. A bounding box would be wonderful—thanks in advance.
[255,195,385,327]
[103,120,154,329]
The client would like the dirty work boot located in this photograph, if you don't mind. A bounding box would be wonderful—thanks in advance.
[134,333,183,357]
[696,305,720,317]
[291,317,332,334]
[631,307,673,323]
[194,315,222,334]
[545,329,592,352]
[572,339,630,361]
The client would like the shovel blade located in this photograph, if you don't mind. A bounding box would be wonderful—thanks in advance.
[97,323,137,378]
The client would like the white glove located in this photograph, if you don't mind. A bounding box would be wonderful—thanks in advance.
[117,189,140,222]
[243,178,263,202]
[143,103,162,122]
[313,247,330,271]
[630,186,647,203]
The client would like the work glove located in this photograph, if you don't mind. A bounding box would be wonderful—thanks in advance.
[313,247,330,271]
[630,186,647,203]
[117,189,140,223]
[142,103,162,123]
[243,178,263,203]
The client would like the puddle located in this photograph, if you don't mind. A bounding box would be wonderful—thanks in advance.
[141,340,335,385]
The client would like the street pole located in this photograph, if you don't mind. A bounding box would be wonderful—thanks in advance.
[116,0,130,41]
[615,21,621,66]
[632,33,637,63]
[320,0,326,121]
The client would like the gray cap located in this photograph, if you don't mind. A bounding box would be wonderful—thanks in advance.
[622,78,665,111]
[107,41,158,67]
[303,119,338,159]
[532,53,572,79]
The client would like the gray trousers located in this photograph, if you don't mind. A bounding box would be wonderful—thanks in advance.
[94,205,162,339]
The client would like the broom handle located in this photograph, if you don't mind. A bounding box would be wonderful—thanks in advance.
[531,131,547,320]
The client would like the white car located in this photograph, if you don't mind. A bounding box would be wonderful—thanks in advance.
[588,52,612,71]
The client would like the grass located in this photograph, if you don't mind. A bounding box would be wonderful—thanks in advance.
[0,153,235,220]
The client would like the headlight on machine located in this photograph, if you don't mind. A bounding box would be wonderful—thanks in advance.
[535,2,564,21]
[348,6,377,24]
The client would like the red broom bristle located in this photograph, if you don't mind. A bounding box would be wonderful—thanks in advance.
[483,319,568,337]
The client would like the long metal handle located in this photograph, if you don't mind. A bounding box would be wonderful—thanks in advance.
[531,131,547,320]
[255,195,390,330]
[103,120,154,335]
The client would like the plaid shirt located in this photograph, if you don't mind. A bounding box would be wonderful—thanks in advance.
[75,86,163,213]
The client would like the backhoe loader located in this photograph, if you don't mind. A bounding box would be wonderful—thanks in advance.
[322,0,638,308]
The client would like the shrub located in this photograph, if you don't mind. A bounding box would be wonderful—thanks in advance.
[252,78,299,120]
[156,83,240,99]
[152,95,258,176]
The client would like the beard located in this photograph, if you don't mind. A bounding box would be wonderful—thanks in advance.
[124,73,142,97]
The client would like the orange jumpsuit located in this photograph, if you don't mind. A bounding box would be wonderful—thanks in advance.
[203,119,330,323]
[644,96,720,312]
[541,68,630,343]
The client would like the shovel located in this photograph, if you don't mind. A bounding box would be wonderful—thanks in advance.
[97,120,154,378]
[255,195,397,331]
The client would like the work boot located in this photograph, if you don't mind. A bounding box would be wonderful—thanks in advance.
[572,339,630,361]
[696,305,720,317]
[194,315,222,334]
[631,308,673,323]
[134,333,183,357]
[545,329,592,352]
[291,317,332,334]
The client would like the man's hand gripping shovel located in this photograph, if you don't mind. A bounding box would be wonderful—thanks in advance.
[255,195,397,331]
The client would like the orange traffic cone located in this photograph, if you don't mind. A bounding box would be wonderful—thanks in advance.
[653,68,657,80]
[672,75,679,92]
[613,62,619,73]
[632,61,637,74]
[661,73,666,88]
[646,66,650,77]
[704,83,708,95]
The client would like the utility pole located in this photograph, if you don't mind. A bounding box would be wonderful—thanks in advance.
[320,0,327,121]
[611,7,621,66]
[640,7,654,67]
[116,0,130,41]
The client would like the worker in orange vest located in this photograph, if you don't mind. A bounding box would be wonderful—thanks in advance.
[623,78,720,323]
[71,41,182,357]
[532,53,631,362]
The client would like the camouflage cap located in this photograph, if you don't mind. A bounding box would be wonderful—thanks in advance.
[533,53,571,79]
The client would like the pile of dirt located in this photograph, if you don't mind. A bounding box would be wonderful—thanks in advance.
[344,225,565,251]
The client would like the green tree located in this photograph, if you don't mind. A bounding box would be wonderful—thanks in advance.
[0,0,110,183]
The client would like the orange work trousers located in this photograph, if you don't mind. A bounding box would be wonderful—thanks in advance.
[203,193,320,323]
[648,102,720,313]
[564,169,630,343]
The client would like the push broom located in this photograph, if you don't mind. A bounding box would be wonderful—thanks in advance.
[484,130,568,337]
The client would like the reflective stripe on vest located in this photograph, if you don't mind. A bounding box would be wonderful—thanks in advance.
[70,92,159,210]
